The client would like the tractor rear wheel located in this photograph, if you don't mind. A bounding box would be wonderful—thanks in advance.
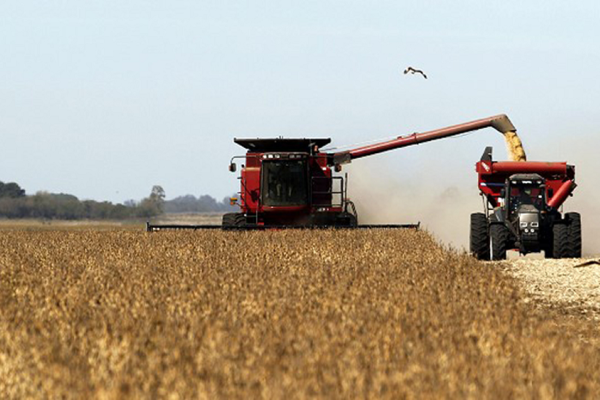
[470,213,489,260]
[565,212,582,258]
[552,224,569,259]
[490,223,508,261]
[222,213,246,227]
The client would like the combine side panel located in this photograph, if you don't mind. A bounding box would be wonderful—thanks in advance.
[241,155,261,215]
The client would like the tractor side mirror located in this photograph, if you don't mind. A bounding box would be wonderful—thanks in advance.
[229,162,237,173]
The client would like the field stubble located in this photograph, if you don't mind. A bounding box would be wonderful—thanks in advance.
[1,229,599,398]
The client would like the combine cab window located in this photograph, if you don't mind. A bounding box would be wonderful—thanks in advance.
[262,160,308,206]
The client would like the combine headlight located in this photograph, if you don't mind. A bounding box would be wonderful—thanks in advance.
[531,222,539,228]
[520,222,528,228]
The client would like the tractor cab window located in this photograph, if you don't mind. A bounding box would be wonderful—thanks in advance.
[509,185,544,210]
[262,160,308,206]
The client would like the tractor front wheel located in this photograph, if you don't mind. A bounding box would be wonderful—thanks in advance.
[490,223,508,261]
[552,224,569,259]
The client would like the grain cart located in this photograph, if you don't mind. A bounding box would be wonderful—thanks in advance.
[147,114,517,231]
[470,147,581,260]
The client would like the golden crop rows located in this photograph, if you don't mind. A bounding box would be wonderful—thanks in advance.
[0,229,599,398]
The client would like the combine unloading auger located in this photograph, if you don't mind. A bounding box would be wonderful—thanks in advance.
[147,114,521,231]
[332,114,519,164]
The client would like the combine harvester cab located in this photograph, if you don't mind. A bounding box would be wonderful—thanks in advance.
[471,147,581,260]
[224,138,362,228]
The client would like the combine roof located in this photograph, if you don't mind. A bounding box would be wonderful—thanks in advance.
[234,138,331,152]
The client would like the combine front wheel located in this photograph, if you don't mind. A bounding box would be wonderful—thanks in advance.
[222,213,246,227]
[470,213,490,260]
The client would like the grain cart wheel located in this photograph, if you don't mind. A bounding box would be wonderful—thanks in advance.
[470,213,490,260]
[490,223,508,261]
[552,224,569,259]
[565,212,582,258]
[222,213,246,227]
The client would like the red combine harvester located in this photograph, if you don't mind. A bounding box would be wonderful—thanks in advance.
[471,147,581,260]
[147,114,516,231]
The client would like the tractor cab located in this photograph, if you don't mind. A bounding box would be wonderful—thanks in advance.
[506,174,546,213]
[503,173,547,253]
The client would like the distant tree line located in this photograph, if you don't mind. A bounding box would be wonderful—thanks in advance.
[164,194,236,213]
[0,181,235,220]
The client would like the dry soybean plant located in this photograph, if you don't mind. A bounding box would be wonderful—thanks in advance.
[0,229,599,398]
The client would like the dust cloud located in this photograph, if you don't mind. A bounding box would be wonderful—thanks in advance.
[343,129,528,251]
[346,166,481,251]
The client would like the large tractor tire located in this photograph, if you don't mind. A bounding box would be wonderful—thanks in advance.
[470,213,490,260]
[552,224,569,259]
[565,212,582,258]
[490,223,509,261]
[222,213,246,227]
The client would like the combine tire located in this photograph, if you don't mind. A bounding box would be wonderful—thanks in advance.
[222,213,246,227]
[490,223,508,261]
[338,212,358,227]
[552,224,569,259]
[470,213,490,260]
[565,212,582,258]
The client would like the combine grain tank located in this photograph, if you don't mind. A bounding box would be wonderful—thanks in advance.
[470,147,581,260]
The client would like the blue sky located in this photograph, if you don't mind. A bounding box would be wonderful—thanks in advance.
[1,1,599,213]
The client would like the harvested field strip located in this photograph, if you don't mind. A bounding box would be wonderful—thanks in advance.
[0,230,599,398]
[501,258,600,320]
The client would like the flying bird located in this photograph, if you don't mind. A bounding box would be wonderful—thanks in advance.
[404,66,427,79]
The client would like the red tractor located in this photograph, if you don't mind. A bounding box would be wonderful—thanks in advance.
[219,114,517,228]
[471,147,581,260]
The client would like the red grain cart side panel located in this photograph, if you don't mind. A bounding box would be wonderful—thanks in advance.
[476,160,575,208]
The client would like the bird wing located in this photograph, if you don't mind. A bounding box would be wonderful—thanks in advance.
[415,69,427,79]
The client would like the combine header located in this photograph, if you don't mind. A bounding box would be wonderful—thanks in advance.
[470,147,581,260]
[148,114,517,231]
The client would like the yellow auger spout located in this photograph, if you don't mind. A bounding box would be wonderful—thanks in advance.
[486,114,527,162]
